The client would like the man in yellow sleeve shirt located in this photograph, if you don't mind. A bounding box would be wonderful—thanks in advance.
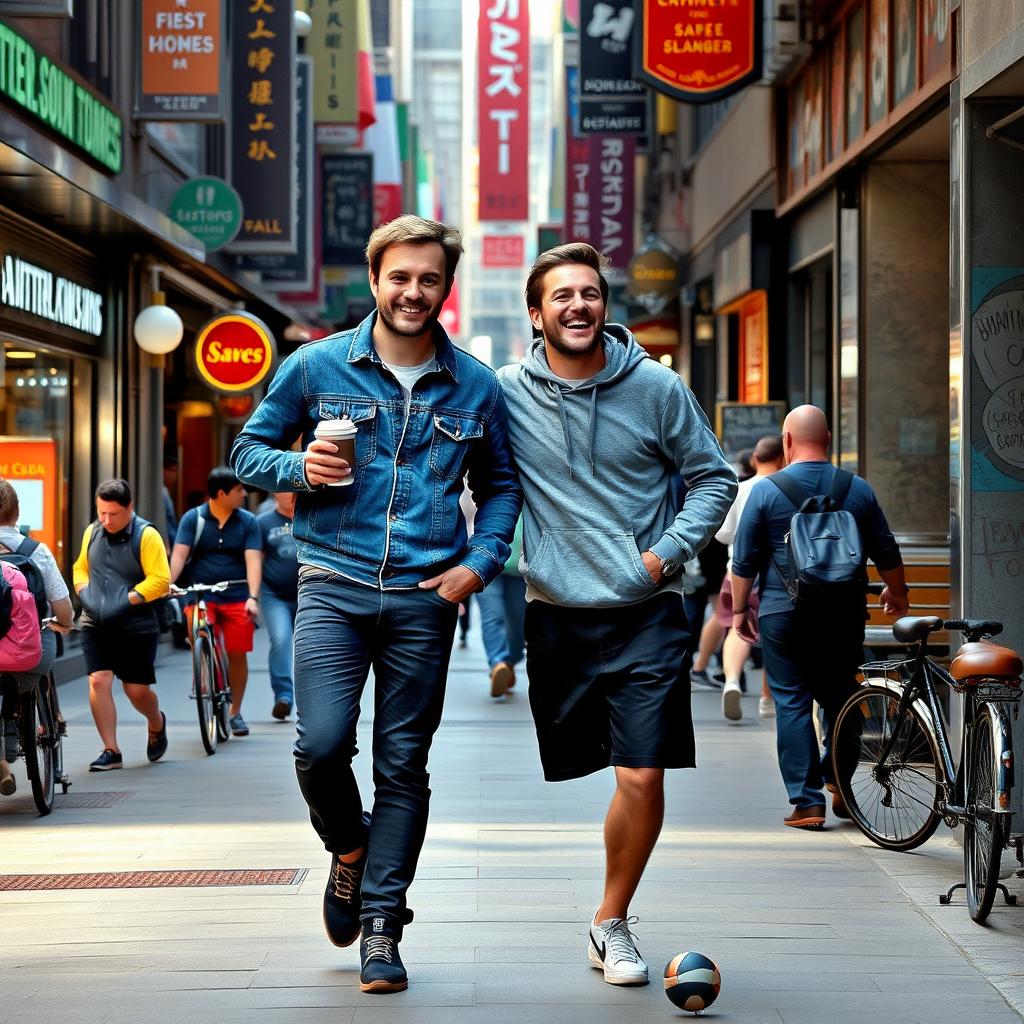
[72,478,171,771]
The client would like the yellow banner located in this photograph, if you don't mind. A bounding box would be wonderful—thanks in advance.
[307,0,360,126]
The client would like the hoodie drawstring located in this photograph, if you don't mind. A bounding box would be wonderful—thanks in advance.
[550,382,599,477]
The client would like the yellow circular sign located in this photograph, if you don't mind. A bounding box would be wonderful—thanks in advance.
[194,312,276,393]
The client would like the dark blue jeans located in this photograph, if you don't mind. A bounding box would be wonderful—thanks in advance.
[759,606,864,808]
[292,574,458,925]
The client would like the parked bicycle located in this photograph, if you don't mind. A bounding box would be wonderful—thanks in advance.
[0,621,70,815]
[832,615,1022,924]
[170,580,245,756]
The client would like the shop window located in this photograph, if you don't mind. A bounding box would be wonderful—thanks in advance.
[0,347,72,571]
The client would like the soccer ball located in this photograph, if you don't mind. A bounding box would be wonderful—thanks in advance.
[664,951,721,1013]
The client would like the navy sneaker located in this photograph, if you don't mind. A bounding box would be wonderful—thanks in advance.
[147,712,168,763]
[359,916,408,993]
[89,749,123,772]
[323,812,371,947]
[228,714,249,736]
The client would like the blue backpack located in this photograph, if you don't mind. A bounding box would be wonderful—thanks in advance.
[769,468,867,605]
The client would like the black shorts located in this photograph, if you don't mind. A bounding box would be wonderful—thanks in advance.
[524,592,694,781]
[80,628,159,685]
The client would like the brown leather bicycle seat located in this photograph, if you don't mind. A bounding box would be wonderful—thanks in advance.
[950,642,1023,683]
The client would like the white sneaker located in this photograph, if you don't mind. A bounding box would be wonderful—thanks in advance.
[588,915,649,985]
[759,696,775,718]
[722,679,742,721]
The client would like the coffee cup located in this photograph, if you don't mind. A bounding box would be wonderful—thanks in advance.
[314,416,358,487]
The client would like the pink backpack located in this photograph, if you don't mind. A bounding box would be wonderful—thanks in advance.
[0,561,41,672]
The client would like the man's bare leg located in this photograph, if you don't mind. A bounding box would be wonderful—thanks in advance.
[596,766,665,921]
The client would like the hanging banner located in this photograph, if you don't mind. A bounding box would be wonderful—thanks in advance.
[308,0,376,145]
[634,0,763,105]
[322,152,374,268]
[579,0,647,134]
[236,57,313,289]
[478,0,530,222]
[136,0,224,121]
[588,135,634,269]
[366,75,403,226]
[227,0,296,253]
[565,135,594,243]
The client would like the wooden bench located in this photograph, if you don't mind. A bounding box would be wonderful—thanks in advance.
[864,544,951,657]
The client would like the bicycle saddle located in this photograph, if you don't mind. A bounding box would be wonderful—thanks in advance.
[892,616,942,643]
[950,642,1023,683]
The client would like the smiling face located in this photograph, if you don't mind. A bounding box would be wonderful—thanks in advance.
[370,241,450,340]
[528,263,607,359]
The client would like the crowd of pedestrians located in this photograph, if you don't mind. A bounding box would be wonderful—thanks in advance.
[0,215,912,1003]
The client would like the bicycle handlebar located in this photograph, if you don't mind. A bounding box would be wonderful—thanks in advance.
[169,580,247,597]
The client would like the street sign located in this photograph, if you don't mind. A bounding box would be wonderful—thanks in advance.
[579,0,647,135]
[634,0,763,105]
[168,177,242,252]
[194,312,276,393]
[321,152,374,268]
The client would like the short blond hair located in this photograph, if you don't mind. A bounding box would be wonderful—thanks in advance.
[365,215,464,286]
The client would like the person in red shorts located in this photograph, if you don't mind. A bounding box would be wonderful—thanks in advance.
[170,466,262,736]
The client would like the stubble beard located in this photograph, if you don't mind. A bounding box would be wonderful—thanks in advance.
[544,313,606,359]
[378,299,441,339]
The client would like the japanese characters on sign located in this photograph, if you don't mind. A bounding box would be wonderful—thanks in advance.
[236,57,313,289]
[588,135,634,269]
[478,0,530,222]
[321,152,374,268]
[565,135,594,243]
[579,0,647,135]
[634,0,763,105]
[137,0,224,120]
[482,235,525,268]
[227,0,296,253]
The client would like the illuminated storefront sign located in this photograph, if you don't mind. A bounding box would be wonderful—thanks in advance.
[634,0,763,105]
[194,312,276,392]
[0,254,103,336]
[0,21,122,172]
[478,0,530,222]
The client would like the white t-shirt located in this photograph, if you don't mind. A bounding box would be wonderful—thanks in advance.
[383,353,437,412]
[715,475,760,568]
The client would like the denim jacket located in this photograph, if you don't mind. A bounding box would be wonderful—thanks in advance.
[229,312,521,590]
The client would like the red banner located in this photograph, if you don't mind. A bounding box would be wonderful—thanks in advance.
[482,235,525,267]
[636,0,762,105]
[478,0,530,221]
[588,135,634,269]
[565,136,593,243]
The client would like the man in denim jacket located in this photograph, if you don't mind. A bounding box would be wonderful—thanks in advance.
[230,216,520,994]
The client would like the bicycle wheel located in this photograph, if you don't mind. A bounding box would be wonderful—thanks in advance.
[193,633,218,755]
[832,683,943,851]
[21,682,54,815]
[964,710,1008,923]
[214,644,231,742]
[42,675,68,793]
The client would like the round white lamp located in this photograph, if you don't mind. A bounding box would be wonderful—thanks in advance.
[134,291,184,366]
[294,9,313,36]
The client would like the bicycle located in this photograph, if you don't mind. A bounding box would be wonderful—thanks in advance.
[831,615,1023,924]
[170,581,245,756]
[0,620,71,814]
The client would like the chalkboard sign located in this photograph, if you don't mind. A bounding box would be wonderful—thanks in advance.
[715,402,786,463]
[322,153,374,268]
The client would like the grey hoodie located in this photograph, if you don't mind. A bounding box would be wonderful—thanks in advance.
[496,325,736,608]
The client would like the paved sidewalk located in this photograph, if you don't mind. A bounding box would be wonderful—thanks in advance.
[2,621,1023,1023]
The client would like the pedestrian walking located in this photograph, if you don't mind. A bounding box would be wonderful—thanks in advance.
[497,242,735,987]
[230,214,520,994]
[476,514,525,700]
[257,492,298,721]
[712,433,785,721]
[72,479,171,771]
[730,405,910,829]
[169,467,262,737]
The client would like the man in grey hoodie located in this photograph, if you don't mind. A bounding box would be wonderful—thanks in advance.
[497,243,735,987]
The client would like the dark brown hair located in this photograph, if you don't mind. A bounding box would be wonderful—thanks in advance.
[753,435,784,464]
[0,478,19,525]
[365,215,464,286]
[525,243,610,310]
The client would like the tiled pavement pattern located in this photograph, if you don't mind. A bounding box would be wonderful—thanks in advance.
[2,618,1023,1023]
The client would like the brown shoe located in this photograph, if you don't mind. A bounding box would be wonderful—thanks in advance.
[784,805,826,829]
[490,662,514,699]
[825,783,850,820]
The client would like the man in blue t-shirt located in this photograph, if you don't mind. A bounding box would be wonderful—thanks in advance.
[257,492,298,721]
[730,406,909,830]
[170,466,263,736]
